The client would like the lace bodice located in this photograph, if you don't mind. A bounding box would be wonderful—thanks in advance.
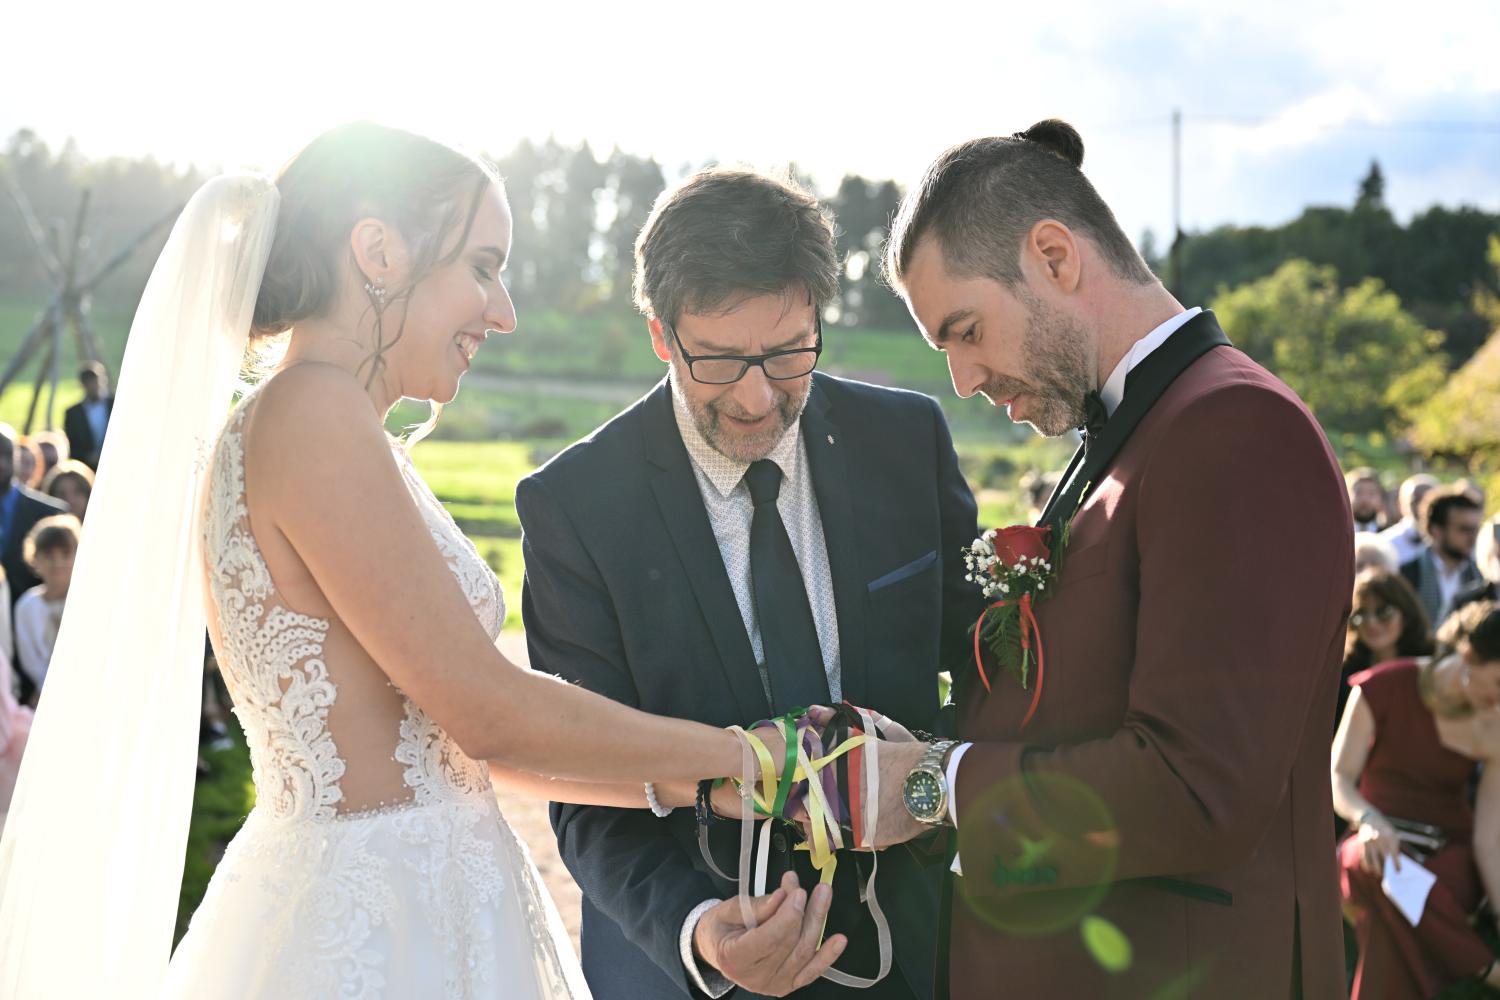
[201,391,506,823]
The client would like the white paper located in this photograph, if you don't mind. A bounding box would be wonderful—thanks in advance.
[1381,854,1438,926]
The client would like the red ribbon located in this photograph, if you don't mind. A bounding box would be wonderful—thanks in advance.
[971,592,1047,729]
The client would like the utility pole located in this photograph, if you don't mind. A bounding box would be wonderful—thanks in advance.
[1169,108,1183,295]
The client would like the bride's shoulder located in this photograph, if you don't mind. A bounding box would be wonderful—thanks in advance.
[245,365,389,474]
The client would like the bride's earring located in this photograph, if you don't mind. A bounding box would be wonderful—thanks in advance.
[364,275,387,311]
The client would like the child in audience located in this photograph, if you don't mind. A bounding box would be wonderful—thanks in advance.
[13,515,81,700]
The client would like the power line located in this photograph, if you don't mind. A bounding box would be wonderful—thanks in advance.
[1087,113,1500,135]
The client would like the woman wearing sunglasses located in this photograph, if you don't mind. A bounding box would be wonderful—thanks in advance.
[1332,600,1500,998]
[1336,569,1434,730]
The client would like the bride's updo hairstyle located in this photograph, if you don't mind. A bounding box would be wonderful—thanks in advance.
[882,118,1154,292]
[250,122,500,386]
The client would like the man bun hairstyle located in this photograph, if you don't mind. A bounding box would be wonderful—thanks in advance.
[883,118,1153,292]
[1012,118,1085,169]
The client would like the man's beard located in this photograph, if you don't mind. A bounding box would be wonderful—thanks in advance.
[676,368,811,463]
[1353,505,1383,525]
[1440,539,1473,564]
[979,291,1094,438]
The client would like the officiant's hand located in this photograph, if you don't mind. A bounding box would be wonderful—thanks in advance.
[693,870,847,996]
[805,705,919,743]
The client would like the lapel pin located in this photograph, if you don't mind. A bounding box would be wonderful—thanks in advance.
[827,435,835,444]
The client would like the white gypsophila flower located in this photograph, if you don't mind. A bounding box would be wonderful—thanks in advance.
[1000,583,1010,594]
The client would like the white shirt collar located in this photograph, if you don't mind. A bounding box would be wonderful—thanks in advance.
[669,375,803,498]
[1098,307,1203,417]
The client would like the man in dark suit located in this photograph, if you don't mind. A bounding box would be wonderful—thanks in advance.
[63,362,114,470]
[1400,485,1485,629]
[518,169,983,999]
[869,121,1353,999]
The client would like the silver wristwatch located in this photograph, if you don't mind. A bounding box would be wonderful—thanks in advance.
[902,740,957,826]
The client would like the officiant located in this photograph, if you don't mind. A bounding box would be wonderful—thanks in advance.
[516,168,985,1000]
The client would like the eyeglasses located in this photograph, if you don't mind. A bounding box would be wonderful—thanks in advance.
[1351,605,1399,628]
[665,316,823,385]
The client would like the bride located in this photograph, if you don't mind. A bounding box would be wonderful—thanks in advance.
[0,123,843,998]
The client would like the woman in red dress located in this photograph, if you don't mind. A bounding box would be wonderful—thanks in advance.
[1333,599,1500,998]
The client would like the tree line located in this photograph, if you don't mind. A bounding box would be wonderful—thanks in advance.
[2,130,1497,426]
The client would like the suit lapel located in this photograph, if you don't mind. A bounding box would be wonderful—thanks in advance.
[641,381,770,722]
[1421,554,1443,619]
[1036,441,1086,527]
[1040,311,1232,531]
[801,377,869,707]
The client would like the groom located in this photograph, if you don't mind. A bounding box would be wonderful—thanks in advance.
[866,122,1353,998]
[517,168,984,999]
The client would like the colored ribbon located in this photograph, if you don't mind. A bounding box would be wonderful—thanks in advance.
[972,592,1047,729]
[712,706,894,988]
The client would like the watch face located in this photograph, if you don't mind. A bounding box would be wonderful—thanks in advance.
[904,770,943,820]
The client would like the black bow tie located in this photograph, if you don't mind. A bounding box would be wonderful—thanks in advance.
[1080,390,1108,443]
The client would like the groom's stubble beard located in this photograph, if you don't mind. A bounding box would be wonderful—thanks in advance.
[981,291,1094,438]
[671,364,812,463]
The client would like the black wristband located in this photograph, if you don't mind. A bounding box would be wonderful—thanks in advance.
[695,779,718,828]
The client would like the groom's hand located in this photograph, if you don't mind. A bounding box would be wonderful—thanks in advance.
[693,870,847,997]
[866,740,931,849]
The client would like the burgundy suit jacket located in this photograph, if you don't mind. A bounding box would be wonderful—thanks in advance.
[949,344,1353,999]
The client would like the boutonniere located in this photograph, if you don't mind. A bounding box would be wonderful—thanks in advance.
[963,510,1077,728]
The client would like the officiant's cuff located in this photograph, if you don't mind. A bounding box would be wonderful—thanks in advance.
[681,899,734,998]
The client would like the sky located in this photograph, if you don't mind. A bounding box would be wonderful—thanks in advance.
[4,0,1497,246]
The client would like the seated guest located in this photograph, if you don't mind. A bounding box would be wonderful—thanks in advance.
[41,460,94,521]
[1348,467,1390,534]
[12,439,43,490]
[1401,486,1484,626]
[1333,600,1500,998]
[1381,474,1441,566]
[1337,569,1433,731]
[13,515,80,699]
[1355,533,1401,575]
[30,430,68,483]
[1454,514,1500,615]
[0,425,70,660]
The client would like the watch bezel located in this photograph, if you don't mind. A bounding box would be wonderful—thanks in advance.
[902,763,948,824]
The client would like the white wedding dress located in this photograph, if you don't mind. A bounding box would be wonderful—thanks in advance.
[163,390,589,999]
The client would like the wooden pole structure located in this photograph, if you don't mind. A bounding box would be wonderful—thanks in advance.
[0,178,184,425]
[24,330,55,434]
[0,166,63,281]
[77,205,178,296]
[0,305,58,392]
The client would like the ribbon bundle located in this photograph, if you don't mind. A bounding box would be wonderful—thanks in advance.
[702,703,896,989]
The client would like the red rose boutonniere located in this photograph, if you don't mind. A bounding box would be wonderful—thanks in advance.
[964,519,1073,728]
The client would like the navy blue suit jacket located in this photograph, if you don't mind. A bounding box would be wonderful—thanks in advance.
[517,374,983,999]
